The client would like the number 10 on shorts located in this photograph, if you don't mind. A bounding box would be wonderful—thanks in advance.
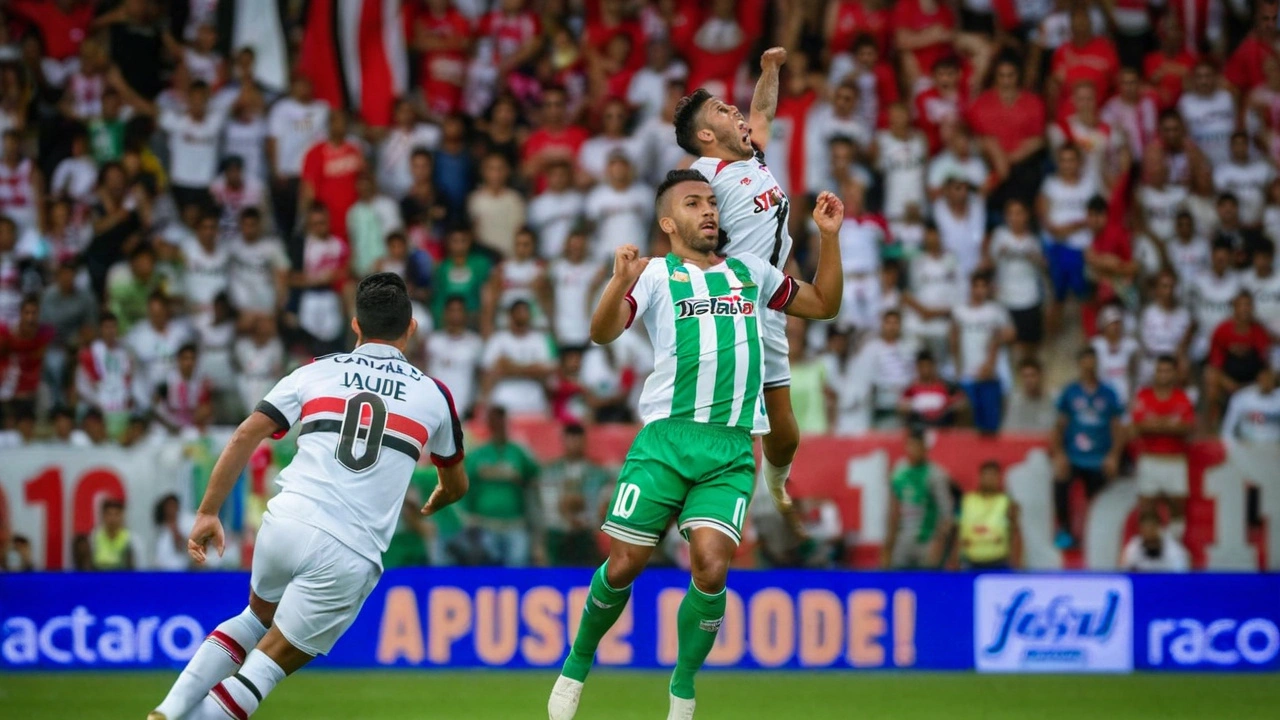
[612,483,641,519]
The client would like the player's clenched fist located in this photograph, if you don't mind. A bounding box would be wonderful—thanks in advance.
[761,46,787,69]
[613,244,650,281]
[812,191,845,234]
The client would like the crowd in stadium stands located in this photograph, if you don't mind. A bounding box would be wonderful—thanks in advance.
[2,0,1280,572]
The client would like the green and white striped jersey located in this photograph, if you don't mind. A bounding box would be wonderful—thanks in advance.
[624,253,798,434]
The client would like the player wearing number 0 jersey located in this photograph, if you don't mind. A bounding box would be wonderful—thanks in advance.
[676,46,807,529]
[549,171,845,720]
[148,274,468,720]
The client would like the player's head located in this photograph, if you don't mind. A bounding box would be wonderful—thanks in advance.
[352,272,416,348]
[655,169,720,255]
[1154,354,1178,390]
[673,88,751,159]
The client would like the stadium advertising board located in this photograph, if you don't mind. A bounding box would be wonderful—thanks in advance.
[0,569,970,670]
[1132,574,1280,672]
[2,429,1274,572]
[973,575,1134,673]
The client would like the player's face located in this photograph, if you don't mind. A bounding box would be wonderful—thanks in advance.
[702,98,752,157]
[665,182,720,253]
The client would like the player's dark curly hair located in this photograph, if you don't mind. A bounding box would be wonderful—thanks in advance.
[355,272,412,341]
[654,168,710,212]
[672,89,713,156]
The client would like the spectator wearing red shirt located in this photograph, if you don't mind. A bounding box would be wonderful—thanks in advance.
[898,349,966,427]
[913,56,966,154]
[893,0,958,92]
[1131,355,1197,540]
[583,0,645,74]
[1224,2,1280,94]
[411,0,475,118]
[1144,17,1198,112]
[1207,291,1272,422]
[522,86,589,192]
[0,295,55,412]
[967,57,1047,214]
[1083,176,1137,319]
[300,111,365,240]
[825,0,892,57]
[7,0,94,64]
[1049,8,1120,117]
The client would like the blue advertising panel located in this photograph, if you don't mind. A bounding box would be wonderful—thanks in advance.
[0,568,973,671]
[1132,574,1280,673]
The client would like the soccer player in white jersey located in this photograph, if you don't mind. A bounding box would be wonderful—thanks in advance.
[147,273,468,720]
[548,171,845,720]
[675,47,807,528]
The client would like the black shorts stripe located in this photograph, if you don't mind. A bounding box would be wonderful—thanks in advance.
[298,420,421,461]
[232,673,263,703]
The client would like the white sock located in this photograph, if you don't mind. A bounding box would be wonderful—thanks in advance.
[155,607,267,718]
[197,650,286,720]
[763,460,792,499]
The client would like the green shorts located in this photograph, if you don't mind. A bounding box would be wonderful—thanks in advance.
[601,418,756,546]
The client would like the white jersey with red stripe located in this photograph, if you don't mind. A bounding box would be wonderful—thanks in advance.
[691,149,794,270]
[255,342,463,566]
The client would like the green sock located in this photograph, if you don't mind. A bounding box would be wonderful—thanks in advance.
[561,562,632,682]
[669,581,726,700]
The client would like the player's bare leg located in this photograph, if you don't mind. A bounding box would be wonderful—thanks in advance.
[148,592,277,720]
[550,539,654,720]
[762,386,805,537]
[183,625,313,720]
[668,527,737,719]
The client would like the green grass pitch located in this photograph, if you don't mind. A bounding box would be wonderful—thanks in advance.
[2,671,1277,719]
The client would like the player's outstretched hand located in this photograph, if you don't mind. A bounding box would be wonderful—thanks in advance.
[761,46,787,69]
[187,511,225,565]
[613,244,650,282]
[812,191,845,235]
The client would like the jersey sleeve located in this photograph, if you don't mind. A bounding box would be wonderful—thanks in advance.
[427,379,465,467]
[625,263,659,328]
[256,367,304,438]
[737,253,795,311]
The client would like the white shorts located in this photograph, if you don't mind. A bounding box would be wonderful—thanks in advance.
[762,307,791,389]
[250,512,382,656]
[1136,455,1189,497]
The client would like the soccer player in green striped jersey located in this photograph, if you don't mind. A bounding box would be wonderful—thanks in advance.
[548,170,845,720]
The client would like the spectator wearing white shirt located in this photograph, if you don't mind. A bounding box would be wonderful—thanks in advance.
[152,494,194,571]
[376,98,442,199]
[1223,365,1280,445]
[289,204,349,355]
[584,153,653,262]
[50,130,97,208]
[1178,60,1239,170]
[1190,239,1243,362]
[836,180,888,335]
[266,76,329,244]
[927,128,989,202]
[904,223,963,369]
[1214,132,1276,229]
[226,208,289,322]
[1100,67,1158,165]
[220,83,269,183]
[1167,211,1211,301]
[873,103,928,222]
[634,80,696,186]
[578,98,643,184]
[950,272,1014,434]
[1137,151,1190,245]
[851,309,917,429]
[481,299,556,416]
[1120,512,1190,572]
[208,156,267,238]
[1046,83,1124,190]
[1243,239,1280,367]
[627,38,687,124]
[549,230,605,349]
[1092,305,1141,405]
[125,292,195,410]
[528,160,586,260]
[347,172,404,277]
[180,211,230,318]
[155,80,227,210]
[1037,144,1097,332]
[233,314,284,418]
[987,198,1046,360]
[1138,270,1194,386]
[426,296,485,418]
[805,79,873,196]
[933,176,987,281]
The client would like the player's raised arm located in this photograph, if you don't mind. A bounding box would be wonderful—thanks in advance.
[748,47,787,152]
[781,191,844,320]
[187,410,283,564]
[590,245,651,345]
